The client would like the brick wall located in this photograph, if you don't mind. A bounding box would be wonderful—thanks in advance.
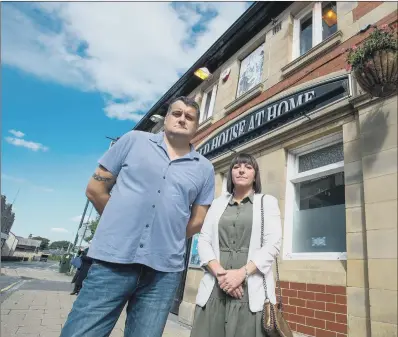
[278,281,347,337]
[353,2,384,21]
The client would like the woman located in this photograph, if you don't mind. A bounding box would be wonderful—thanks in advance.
[191,153,282,337]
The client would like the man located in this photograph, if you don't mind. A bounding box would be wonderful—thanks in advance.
[70,249,83,295]
[60,96,215,337]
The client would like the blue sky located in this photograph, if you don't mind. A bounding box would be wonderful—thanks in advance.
[1,2,249,243]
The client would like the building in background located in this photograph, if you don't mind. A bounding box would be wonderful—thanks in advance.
[12,236,42,260]
[1,231,18,257]
[1,194,16,247]
[133,2,397,337]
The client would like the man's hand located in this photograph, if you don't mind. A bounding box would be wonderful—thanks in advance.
[86,165,116,215]
[218,268,246,293]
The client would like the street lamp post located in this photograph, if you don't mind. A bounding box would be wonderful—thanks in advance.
[69,136,118,254]
[68,199,90,254]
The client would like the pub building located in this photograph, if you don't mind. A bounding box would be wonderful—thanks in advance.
[133,2,397,337]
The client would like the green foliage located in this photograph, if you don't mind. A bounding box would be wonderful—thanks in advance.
[49,240,72,250]
[31,236,50,250]
[345,25,397,71]
[47,255,62,261]
[85,215,100,242]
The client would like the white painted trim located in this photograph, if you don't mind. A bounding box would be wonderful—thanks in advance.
[313,2,323,46]
[290,132,343,155]
[208,84,218,119]
[283,133,346,260]
[292,2,314,59]
[199,84,218,124]
[292,2,339,60]
[199,93,208,124]
[290,161,344,184]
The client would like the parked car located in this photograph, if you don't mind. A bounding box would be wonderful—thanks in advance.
[40,254,49,262]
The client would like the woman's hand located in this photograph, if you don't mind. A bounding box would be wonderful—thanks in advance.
[218,268,246,293]
[229,285,244,299]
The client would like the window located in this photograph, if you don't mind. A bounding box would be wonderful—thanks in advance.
[199,84,218,124]
[284,133,346,260]
[236,43,265,98]
[293,2,338,59]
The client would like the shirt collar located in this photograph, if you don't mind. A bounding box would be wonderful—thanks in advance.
[149,132,200,160]
[228,192,254,205]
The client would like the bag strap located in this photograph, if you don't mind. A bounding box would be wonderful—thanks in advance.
[260,194,283,311]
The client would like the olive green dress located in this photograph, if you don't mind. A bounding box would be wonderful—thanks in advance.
[191,194,267,337]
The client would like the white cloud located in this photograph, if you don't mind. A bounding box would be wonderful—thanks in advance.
[2,2,248,122]
[9,129,25,138]
[5,137,49,152]
[51,228,69,233]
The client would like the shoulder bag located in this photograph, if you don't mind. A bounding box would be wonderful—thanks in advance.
[260,195,293,337]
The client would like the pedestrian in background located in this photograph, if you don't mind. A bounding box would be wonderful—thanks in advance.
[70,249,83,295]
[191,153,282,337]
[60,96,215,337]
[70,248,92,296]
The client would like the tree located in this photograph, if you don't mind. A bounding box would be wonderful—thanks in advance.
[31,236,50,250]
[85,215,100,242]
[49,240,72,250]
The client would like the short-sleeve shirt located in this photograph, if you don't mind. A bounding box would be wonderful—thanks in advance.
[88,131,215,272]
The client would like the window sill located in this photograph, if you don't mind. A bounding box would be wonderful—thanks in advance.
[283,252,347,261]
[224,83,263,115]
[198,117,213,132]
[282,30,343,78]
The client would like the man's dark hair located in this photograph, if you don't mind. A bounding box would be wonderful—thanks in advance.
[167,96,200,121]
[226,153,262,194]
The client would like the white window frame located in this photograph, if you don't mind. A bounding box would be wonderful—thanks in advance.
[283,132,347,261]
[292,2,336,59]
[199,84,218,124]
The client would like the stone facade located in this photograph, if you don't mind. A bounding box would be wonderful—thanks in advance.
[141,2,398,336]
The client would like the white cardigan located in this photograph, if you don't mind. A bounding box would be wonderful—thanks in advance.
[195,193,282,313]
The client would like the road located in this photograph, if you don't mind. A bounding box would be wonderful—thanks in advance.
[1,260,68,300]
[1,260,59,271]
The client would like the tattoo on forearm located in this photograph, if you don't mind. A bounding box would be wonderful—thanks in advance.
[92,173,113,182]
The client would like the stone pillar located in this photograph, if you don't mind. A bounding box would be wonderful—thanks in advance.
[353,94,398,337]
[343,115,371,337]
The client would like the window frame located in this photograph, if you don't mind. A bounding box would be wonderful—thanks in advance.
[199,84,218,124]
[283,132,347,261]
[292,2,336,59]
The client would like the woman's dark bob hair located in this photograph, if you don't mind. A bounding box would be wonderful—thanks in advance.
[226,153,262,194]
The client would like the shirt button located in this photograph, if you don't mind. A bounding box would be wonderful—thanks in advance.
[163,176,166,179]
[140,244,144,248]
[158,190,161,193]
[152,205,155,208]
[146,224,149,228]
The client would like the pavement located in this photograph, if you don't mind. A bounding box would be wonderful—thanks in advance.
[1,261,191,337]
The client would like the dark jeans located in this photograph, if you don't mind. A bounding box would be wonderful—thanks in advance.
[60,260,182,337]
